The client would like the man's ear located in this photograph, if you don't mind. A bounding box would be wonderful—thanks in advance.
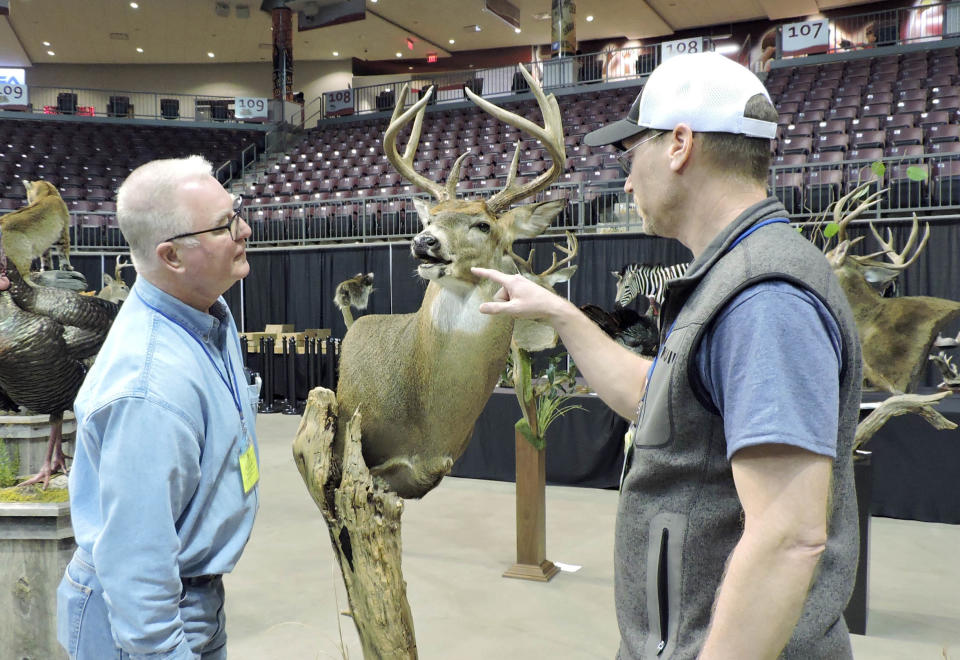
[668,124,694,173]
[156,242,184,271]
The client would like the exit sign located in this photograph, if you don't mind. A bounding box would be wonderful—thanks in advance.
[427,52,437,63]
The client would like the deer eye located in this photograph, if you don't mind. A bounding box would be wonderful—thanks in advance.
[473,222,491,233]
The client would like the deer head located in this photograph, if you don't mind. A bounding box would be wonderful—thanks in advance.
[97,257,135,304]
[823,184,960,392]
[386,64,567,295]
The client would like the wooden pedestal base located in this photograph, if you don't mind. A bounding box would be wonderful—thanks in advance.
[504,428,558,582]
[503,559,560,582]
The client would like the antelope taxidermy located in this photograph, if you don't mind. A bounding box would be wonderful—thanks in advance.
[824,184,960,393]
[334,64,571,498]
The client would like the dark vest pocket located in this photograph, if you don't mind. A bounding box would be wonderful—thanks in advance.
[644,512,687,659]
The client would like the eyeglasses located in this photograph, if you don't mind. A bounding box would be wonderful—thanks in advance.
[616,130,665,174]
[162,195,244,244]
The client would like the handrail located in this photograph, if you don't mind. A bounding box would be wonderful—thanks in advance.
[6,84,274,126]
[777,0,960,58]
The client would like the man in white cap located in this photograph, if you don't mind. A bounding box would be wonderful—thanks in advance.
[473,52,860,659]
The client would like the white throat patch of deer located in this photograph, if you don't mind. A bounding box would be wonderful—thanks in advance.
[332,64,570,499]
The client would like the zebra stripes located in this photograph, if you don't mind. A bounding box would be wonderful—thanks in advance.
[612,262,690,309]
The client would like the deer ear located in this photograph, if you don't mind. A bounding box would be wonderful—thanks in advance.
[501,199,566,240]
[103,274,114,284]
[413,198,432,226]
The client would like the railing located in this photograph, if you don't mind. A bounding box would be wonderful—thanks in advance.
[334,46,658,119]
[4,86,269,124]
[769,152,960,221]
[20,151,960,251]
[215,143,260,188]
[779,0,960,59]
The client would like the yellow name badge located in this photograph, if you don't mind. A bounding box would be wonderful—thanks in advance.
[239,442,260,494]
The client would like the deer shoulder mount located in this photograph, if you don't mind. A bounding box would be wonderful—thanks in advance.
[334,64,572,498]
[824,185,960,393]
[97,256,134,304]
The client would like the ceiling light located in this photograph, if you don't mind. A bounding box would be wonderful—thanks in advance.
[47,50,55,56]
[332,51,339,56]
[396,52,402,57]
[586,15,594,22]
[136,47,144,53]
[449,39,455,44]
[42,41,50,46]
[514,27,521,33]
[208,52,215,58]
[130,1,138,7]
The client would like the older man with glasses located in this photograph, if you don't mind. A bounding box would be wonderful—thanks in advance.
[58,155,260,659]
[474,53,861,659]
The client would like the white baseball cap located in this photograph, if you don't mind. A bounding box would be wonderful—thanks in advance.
[584,52,777,149]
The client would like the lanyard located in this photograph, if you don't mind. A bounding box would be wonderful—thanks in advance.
[135,290,246,426]
[641,216,790,399]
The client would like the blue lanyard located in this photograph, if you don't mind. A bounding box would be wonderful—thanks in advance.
[135,290,246,426]
[642,216,790,397]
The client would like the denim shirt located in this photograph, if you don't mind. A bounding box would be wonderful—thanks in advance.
[69,277,260,656]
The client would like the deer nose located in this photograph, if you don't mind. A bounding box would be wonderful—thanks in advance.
[412,234,438,255]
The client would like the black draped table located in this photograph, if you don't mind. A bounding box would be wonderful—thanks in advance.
[454,387,960,524]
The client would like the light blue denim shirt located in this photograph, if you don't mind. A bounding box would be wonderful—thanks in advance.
[69,277,260,657]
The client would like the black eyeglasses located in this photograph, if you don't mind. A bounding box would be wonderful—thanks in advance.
[616,131,665,174]
[161,196,244,244]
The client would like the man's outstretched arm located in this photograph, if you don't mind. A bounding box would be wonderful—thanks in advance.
[473,266,652,420]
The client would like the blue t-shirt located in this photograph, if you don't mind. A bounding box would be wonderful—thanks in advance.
[695,279,843,460]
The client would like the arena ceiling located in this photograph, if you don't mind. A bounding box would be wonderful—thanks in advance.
[2,0,883,67]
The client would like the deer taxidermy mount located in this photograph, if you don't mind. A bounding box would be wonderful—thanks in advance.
[328,63,569,500]
[292,64,571,658]
[823,184,960,393]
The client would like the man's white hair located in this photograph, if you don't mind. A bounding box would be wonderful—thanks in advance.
[116,155,214,273]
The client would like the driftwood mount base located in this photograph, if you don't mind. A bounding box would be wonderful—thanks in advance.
[292,388,418,660]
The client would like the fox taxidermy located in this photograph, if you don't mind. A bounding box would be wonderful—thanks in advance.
[1,180,73,284]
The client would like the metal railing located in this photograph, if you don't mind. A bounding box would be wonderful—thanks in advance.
[8,86,269,124]
[24,150,960,251]
[330,46,659,119]
[770,152,960,221]
[215,142,260,188]
[779,0,960,59]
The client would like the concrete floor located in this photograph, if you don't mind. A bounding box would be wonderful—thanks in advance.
[224,413,960,660]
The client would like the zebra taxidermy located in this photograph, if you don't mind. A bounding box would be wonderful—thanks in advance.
[612,262,690,316]
[334,272,374,328]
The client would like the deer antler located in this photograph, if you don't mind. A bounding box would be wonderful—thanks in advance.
[863,214,931,271]
[464,64,566,214]
[384,85,465,202]
[114,255,133,280]
[510,232,578,282]
[831,182,887,245]
[846,214,931,272]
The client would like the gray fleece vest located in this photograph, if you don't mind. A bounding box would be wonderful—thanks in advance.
[615,198,861,660]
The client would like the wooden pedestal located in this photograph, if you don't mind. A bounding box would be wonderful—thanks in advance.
[503,429,558,582]
[0,501,74,660]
